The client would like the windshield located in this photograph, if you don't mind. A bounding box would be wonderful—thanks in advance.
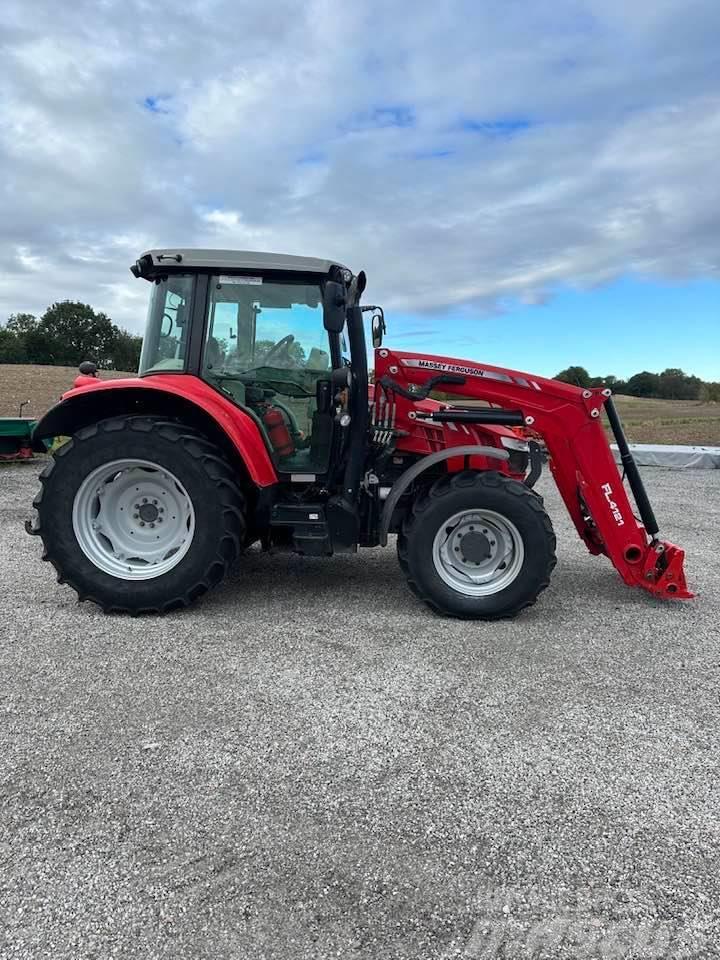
[138,275,194,375]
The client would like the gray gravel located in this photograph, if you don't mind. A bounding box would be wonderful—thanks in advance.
[1,462,719,959]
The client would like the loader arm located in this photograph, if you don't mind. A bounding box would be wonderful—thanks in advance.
[375,349,692,601]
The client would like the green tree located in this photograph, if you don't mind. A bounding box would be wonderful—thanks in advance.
[24,327,57,364]
[658,368,701,401]
[595,374,629,394]
[0,314,39,363]
[555,366,591,388]
[109,329,143,372]
[6,313,38,336]
[39,301,117,368]
[625,371,661,398]
[700,381,720,402]
[0,326,25,362]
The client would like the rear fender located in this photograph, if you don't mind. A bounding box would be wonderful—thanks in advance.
[32,374,278,488]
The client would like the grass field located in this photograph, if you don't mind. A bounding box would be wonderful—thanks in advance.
[1,363,719,444]
[0,364,134,419]
[608,396,720,445]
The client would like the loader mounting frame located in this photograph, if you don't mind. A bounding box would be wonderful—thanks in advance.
[375,349,693,602]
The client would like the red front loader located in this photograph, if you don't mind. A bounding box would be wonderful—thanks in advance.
[27,249,692,618]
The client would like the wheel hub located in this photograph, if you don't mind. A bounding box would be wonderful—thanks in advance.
[457,530,491,564]
[432,508,525,597]
[138,502,160,523]
[72,459,195,581]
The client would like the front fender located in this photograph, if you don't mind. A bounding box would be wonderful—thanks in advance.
[32,374,278,488]
[379,445,509,546]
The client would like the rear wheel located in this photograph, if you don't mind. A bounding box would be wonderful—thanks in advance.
[397,470,556,620]
[30,417,246,613]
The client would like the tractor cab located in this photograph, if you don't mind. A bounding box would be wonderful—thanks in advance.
[132,249,363,479]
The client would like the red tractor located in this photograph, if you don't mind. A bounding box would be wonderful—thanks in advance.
[27,249,692,618]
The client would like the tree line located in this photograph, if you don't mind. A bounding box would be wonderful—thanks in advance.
[0,302,143,372]
[554,365,720,402]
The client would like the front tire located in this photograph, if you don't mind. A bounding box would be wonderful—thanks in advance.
[397,470,556,620]
[29,417,246,613]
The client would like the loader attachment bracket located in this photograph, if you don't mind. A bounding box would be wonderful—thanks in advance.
[640,541,693,600]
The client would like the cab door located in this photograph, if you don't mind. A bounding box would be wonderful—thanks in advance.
[201,275,338,474]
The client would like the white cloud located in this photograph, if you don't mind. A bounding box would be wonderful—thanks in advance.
[0,0,718,332]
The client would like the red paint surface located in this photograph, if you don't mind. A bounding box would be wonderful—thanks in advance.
[60,374,278,487]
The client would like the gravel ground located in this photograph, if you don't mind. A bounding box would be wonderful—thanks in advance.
[1,462,718,960]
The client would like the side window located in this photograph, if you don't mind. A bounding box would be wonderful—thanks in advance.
[254,301,330,371]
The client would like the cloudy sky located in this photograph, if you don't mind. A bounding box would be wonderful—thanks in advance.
[2,0,719,378]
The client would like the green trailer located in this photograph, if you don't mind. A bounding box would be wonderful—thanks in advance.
[0,418,42,461]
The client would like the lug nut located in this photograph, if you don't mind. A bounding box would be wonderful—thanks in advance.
[150,523,155,529]
[142,497,148,503]
[140,521,146,527]
[133,513,139,520]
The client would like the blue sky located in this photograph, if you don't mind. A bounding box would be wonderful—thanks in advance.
[1,0,719,380]
[387,277,720,380]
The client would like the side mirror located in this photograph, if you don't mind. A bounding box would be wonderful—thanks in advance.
[371,313,384,348]
[323,281,346,333]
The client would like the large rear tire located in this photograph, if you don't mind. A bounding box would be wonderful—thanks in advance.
[29,417,246,614]
[397,470,556,620]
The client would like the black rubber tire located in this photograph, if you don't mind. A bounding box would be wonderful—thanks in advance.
[28,417,246,614]
[397,470,556,620]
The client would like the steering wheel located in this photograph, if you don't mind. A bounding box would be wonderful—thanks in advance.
[264,334,295,365]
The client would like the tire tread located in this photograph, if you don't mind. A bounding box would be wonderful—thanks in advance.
[29,416,247,614]
[397,470,556,620]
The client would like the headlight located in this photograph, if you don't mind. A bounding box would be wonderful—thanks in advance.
[500,435,530,453]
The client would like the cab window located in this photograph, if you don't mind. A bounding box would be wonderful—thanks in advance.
[138,275,194,374]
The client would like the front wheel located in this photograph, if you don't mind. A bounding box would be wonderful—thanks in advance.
[397,470,556,620]
[29,417,246,613]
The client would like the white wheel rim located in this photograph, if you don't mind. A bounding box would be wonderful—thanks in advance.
[431,508,525,597]
[72,459,195,581]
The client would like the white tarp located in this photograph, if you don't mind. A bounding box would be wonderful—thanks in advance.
[610,443,720,469]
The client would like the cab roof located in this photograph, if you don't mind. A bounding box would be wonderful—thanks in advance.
[137,248,350,276]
